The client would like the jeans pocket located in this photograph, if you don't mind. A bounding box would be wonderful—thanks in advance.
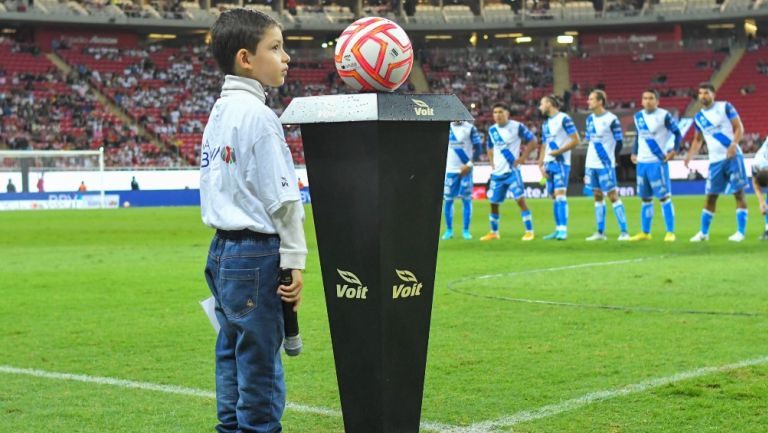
[219,268,260,319]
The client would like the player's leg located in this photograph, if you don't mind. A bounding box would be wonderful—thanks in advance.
[763,192,768,240]
[586,168,607,241]
[692,161,724,241]
[658,163,676,241]
[482,175,506,240]
[543,162,568,240]
[543,163,559,240]
[728,156,749,242]
[630,163,653,241]
[442,173,458,239]
[460,171,474,239]
[606,189,630,240]
[511,169,534,240]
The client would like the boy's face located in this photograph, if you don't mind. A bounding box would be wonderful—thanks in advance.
[237,26,290,87]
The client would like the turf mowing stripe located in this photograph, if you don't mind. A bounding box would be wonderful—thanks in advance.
[444,354,768,433]
[0,365,456,432]
[447,256,764,317]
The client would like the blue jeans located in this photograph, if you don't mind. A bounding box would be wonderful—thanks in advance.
[204,232,285,433]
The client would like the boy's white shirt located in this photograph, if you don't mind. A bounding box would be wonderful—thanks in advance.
[200,75,307,269]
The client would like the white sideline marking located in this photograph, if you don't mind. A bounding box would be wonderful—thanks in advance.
[441,355,768,433]
[464,256,656,283]
[0,365,454,432]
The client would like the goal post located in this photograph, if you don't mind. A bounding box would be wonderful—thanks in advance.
[0,148,106,208]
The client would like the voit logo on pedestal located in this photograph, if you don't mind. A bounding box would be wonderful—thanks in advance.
[336,269,368,300]
[412,99,434,116]
[392,269,423,299]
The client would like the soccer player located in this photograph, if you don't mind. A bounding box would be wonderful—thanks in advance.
[752,138,768,240]
[538,95,580,240]
[686,83,748,242]
[480,103,538,241]
[442,119,482,240]
[630,89,681,242]
[584,90,630,241]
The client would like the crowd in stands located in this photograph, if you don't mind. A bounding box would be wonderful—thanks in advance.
[4,37,768,170]
[422,46,554,149]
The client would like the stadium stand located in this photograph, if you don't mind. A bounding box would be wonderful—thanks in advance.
[712,44,768,142]
[569,50,727,115]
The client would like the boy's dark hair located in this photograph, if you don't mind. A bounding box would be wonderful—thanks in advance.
[699,82,716,93]
[590,89,607,106]
[543,94,562,109]
[492,102,510,112]
[643,89,659,99]
[210,9,281,76]
[756,169,768,188]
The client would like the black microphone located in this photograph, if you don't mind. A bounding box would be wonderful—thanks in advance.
[279,269,302,356]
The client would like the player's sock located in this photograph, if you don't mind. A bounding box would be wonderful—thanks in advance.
[552,200,560,228]
[701,209,714,236]
[613,200,628,234]
[594,200,606,234]
[661,198,675,233]
[736,208,748,235]
[521,209,533,232]
[556,196,568,233]
[444,200,454,231]
[490,213,500,233]
[462,199,472,232]
[765,199,768,230]
[641,201,653,234]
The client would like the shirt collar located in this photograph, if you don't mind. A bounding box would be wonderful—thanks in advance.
[220,75,266,104]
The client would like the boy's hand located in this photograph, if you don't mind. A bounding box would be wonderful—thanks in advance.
[278,269,303,311]
[760,201,767,215]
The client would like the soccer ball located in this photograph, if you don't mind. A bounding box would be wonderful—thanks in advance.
[123,201,131,208]
[334,17,414,92]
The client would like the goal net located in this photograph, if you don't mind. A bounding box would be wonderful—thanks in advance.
[0,149,114,210]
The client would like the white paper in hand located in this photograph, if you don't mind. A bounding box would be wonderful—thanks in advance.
[200,296,221,333]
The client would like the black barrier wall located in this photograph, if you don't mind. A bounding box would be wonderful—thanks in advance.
[281,94,471,433]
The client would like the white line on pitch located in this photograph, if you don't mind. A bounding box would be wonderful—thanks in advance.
[440,354,768,433]
[0,365,455,432]
[461,256,659,283]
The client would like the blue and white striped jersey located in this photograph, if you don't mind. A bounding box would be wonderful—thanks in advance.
[487,120,535,176]
[446,121,482,174]
[634,108,680,164]
[585,111,623,169]
[694,101,741,163]
[542,112,578,165]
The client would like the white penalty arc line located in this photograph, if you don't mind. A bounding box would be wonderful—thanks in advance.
[0,365,455,432]
[443,354,768,433]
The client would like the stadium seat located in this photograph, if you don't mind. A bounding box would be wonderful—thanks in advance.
[443,5,476,22]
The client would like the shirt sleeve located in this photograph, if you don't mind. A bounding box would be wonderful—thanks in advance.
[562,116,577,135]
[725,102,739,120]
[518,124,535,142]
[611,118,624,141]
[245,130,301,216]
[664,113,680,134]
[470,126,482,146]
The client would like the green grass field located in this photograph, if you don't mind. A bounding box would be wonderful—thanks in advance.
[1,195,767,433]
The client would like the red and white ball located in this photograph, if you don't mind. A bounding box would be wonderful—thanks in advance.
[334,17,414,92]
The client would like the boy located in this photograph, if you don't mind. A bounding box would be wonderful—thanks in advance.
[200,9,307,433]
[480,103,538,241]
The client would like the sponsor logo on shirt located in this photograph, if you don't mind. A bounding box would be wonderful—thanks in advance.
[392,269,423,300]
[336,269,368,300]
[221,145,236,164]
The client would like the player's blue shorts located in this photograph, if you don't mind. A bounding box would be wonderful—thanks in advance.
[489,169,525,203]
[444,171,473,200]
[585,167,617,193]
[637,162,671,199]
[545,161,570,196]
[707,156,748,195]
